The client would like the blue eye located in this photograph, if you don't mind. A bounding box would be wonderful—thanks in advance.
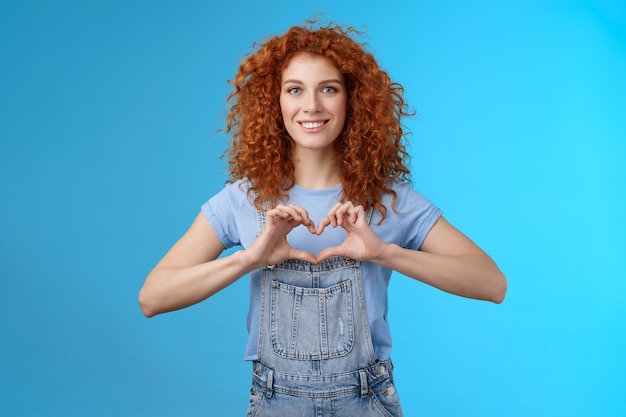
[287,87,301,95]
[322,86,337,93]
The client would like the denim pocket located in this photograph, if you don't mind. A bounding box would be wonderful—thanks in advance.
[270,279,355,360]
[246,379,264,417]
[370,377,403,417]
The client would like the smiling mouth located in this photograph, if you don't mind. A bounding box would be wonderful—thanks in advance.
[300,121,326,129]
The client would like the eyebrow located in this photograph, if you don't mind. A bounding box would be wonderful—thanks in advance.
[281,78,344,86]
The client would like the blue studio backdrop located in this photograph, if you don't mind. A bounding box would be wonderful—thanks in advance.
[1,1,624,416]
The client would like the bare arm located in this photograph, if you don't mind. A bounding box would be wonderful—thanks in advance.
[139,213,249,317]
[374,216,507,303]
[139,206,318,317]
[316,202,507,303]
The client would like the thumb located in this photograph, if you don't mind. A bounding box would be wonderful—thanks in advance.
[316,246,343,263]
[289,249,318,264]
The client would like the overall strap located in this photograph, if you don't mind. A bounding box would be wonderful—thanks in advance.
[255,195,271,236]
[364,205,374,225]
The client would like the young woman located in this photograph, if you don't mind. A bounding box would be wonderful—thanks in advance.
[139,22,507,417]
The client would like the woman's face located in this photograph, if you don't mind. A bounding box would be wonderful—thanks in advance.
[279,54,347,155]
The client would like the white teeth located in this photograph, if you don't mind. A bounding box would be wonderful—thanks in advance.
[301,122,325,129]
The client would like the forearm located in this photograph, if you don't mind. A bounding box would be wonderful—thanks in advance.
[139,250,259,317]
[374,243,507,303]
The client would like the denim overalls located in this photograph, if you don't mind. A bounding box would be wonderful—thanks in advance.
[246,206,403,417]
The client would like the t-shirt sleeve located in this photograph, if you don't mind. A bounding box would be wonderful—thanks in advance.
[394,184,443,250]
[200,184,241,249]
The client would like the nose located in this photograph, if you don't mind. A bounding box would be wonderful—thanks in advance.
[303,92,322,113]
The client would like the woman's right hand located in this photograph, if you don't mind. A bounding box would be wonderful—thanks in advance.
[243,204,318,267]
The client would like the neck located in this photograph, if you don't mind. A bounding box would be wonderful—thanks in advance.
[292,148,340,190]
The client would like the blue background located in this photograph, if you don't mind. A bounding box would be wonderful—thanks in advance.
[1,0,624,416]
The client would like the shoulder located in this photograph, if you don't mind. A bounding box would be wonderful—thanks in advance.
[224,178,252,196]
[201,180,256,222]
[379,180,442,249]
[384,180,435,210]
[200,180,257,249]
[210,179,255,206]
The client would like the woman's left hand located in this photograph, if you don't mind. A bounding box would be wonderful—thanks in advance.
[316,201,386,263]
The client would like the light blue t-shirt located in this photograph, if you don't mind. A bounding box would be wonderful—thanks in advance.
[201,180,442,361]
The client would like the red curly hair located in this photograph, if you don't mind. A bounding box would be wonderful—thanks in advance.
[225,22,412,221]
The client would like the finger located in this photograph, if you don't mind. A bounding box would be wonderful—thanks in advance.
[349,204,363,224]
[277,204,300,219]
[267,206,289,220]
[323,202,345,228]
[270,205,303,224]
[334,201,355,226]
[316,217,331,235]
[288,204,316,233]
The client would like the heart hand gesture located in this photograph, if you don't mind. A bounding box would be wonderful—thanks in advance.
[245,202,386,267]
